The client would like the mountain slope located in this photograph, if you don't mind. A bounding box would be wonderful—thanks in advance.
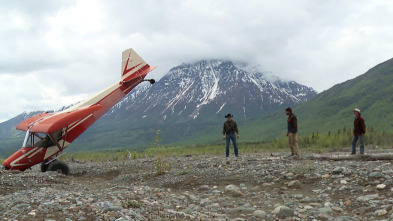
[0,111,44,157]
[239,56,393,142]
[103,60,316,123]
[72,60,316,149]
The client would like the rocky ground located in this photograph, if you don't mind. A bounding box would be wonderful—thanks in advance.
[1,150,393,221]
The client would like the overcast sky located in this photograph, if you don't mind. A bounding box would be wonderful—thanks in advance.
[1,0,393,122]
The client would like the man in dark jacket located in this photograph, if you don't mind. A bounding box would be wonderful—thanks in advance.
[352,108,366,154]
[286,107,299,156]
[223,113,239,157]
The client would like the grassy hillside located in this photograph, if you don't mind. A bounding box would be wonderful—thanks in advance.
[161,56,393,145]
[232,57,393,143]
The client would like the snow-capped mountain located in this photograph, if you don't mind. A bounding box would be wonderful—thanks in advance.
[104,60,316,124]
[0,60,317,152]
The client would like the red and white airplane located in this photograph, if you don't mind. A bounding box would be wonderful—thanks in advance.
[2,49,156,175]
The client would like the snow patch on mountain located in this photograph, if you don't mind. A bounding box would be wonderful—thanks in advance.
[217,102,226,114]
[104,59,317,123]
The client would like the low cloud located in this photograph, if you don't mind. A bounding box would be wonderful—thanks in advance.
[1,0,393,121]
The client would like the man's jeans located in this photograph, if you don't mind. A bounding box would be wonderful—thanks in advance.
[226,133,238,157]
[352,135,365,154]
[288,133,299,155]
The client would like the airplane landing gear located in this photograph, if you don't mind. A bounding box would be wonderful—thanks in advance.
[42,160,70,175]
[40,161,50,172]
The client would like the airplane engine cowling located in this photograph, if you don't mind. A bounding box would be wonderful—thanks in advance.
[2,147,47,171]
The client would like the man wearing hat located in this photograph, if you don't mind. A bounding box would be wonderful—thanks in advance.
[352,108,366,154]
[223,113,239,157]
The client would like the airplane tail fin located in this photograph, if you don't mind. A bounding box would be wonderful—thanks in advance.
[121,48,156,81]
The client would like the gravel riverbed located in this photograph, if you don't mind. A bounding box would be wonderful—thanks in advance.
[1,151,393,221]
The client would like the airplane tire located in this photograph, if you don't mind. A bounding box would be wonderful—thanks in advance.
[40,161,50,172]
[47,160,70,175]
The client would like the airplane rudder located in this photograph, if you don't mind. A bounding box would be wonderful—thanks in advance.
[121,48,148,77]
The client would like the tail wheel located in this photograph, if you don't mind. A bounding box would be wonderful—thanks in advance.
[47,160,70,175]
[40,161,50,172]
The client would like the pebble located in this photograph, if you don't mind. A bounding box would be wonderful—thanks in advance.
[319,207,333,214]
[332,167,345,174]
[288,180,301,188]
[369,171,383,178]
[273,206,294,218]
[375,209,387,216]
[252,209,266,218]
[197,185,209,191]
[357,194,379,202]
[340,180,348,184]
[227,207,255,214]
[224,184,244,197]
[210,203,220,212]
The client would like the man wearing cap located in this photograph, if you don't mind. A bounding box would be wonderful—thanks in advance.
[286,107,299,157]
[223,113,239,157]
[352,108,366,154]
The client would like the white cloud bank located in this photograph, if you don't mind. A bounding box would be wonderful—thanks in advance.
[1,0,393,122]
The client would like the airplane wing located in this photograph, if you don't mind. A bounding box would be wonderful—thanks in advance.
[16,112,55,131]
[16,104,102,133]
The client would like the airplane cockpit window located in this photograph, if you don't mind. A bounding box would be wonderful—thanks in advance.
[23,130,62,148]
[53,129,63,141]
[34,133,55,148]
[23,131,34,147]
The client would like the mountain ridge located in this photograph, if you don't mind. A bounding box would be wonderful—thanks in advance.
[0,59,317,155]
[103,59,316,122]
